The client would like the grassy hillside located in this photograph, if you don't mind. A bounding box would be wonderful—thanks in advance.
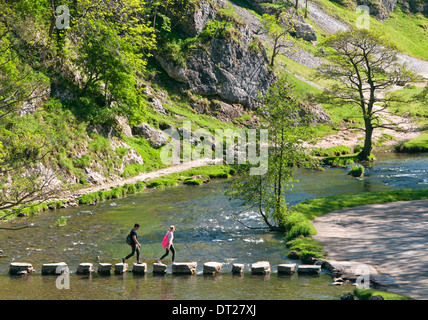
[313,0,428,60]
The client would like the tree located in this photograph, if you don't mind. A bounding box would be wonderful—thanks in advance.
[316,28,421,160]
[225,77,315,232]
[261,13,296,67]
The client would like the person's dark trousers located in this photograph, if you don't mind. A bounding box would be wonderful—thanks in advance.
[160,244,175,262]
[125,244,140,261]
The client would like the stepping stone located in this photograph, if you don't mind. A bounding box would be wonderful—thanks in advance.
[76,263,93,275]
[132,263,147,274]
[251,261,270,275]
[203,262,223,275]
[97,263,112,275]
[9,263,35,275]
[41,262,68,275]
[114,263,128,274]
[232,263,244,274]
[277,264,296,275]
[297,265,321,275]
[172,262,197,275]
[153,263,167,275]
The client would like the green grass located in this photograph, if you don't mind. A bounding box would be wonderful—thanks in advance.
[354,288,415,300]
[348,164,364,177]
[55,217,67,227]
[314,0,428,60]
[396,134,428,153]
[311,145,353,157]
[387,86,428,129]
[286,237,327,262]
[294,188,428,220]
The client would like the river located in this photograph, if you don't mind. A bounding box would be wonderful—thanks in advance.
[0,153,426,300]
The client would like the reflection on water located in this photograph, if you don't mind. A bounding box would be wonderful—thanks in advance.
[0,153,426,300]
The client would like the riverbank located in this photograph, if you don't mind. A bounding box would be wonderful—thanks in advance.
[285,188,428,260]
[312,198,428,300]
[0,161,235,221]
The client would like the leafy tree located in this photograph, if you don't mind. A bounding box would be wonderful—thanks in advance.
[226,77,315,232]
[261,13,296,67]
[315,28,421,161]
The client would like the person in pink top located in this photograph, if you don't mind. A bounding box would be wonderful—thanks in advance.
[159,225,175,263]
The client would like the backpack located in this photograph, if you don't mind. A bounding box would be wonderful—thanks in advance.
[126,234,132,246]
[162,231,171,248]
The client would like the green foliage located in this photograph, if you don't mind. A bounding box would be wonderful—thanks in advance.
[226,77,315,231]
[200,20,236,40]
[353,288,415,300]
[348,164,364,177]
[146,178,178,188]
[286,237,327,260]
[294,188,428,220]
[317,28,422,160]
[396,134,428,153]
[55,217,67,227]
[282,211,317,241]
[183,178,205,186]
[311,145,353,157]
[322,154,357,166]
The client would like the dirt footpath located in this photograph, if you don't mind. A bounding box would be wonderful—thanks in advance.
[313,199,428,300]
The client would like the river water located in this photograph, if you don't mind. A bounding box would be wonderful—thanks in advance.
[0,153,426,300]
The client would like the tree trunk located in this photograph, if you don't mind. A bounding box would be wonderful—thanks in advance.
[305,0,308,18]
[359,119,373,160]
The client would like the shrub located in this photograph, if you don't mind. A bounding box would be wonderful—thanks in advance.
[72,155,91,168]
[183,178,204,186]
[286,237,327,260]
[55,217,67,227]
[282,211,317,242]
[348,164,364,177]
[146,178,177,188]
[311,145,353,157]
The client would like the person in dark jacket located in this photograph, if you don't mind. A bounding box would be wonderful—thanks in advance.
[122,223,142,264]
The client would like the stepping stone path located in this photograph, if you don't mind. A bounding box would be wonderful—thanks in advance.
[251,261,270,275]
[97,263,112,275]
[297,265,321,275]
[278,264,296,275]
[232,263,244,274]
[153,263,167,274]
[9,263,35,275]
[41,262,68,275]
[76,263,93,275]
[172,262,197,275]
[203,262,223,275]
[132,263,147,274]
[114,263,128,274]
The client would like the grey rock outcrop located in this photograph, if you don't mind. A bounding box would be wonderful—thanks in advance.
[156,34,275,109]
[299,103,333,125]
[281,9,317,42]
[176,0,228,36]
[357,0,397,19]
[132,123,168,149]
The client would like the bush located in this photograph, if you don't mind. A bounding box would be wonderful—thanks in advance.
[311,145,353,157]
[183,178,204,186]
[282,211,317,242]
[286,237,327,260]
[348,164,364,177]
[354,288,414,300]
[146,178,178,188]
